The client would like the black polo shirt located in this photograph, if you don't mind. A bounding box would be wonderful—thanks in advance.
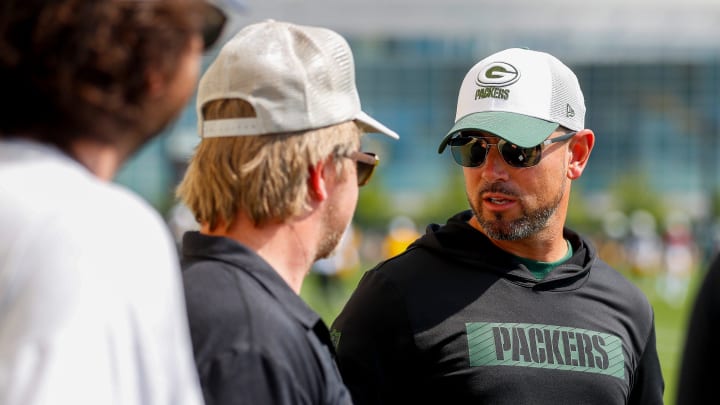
[181,231,351,405]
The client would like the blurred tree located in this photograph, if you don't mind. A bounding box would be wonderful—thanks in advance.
[414,169,469,227]
[610,172,667,229]
[354,177,396,230]
[566,184,601,234]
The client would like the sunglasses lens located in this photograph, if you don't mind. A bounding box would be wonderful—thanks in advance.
[201,3,227,51]
[499,141,542,167]
[449,137,486,167]
[357,163,372,186]
[357,153,378,186]
[448,134,545,168]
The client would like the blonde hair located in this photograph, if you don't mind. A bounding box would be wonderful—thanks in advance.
[176,99,363,231]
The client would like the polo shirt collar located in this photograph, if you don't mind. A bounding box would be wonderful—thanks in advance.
[181,231,321,329]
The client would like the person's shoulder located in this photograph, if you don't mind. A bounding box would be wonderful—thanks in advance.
[183,260,293,333]
[77,180,178,261]
[703,253,720,279]
[40,176,181,294]
[338,255,422,319]
[1,164,172,267]
[4,153,169,242]
[591,258,641,288]
[591,258,654,313]
[361,236,457,296]
[183,262,255,347]
[184,262,321,375]
[183,260,254,315]
[94,181,165,227]
[0,165,182,338]
[372,238,433,272]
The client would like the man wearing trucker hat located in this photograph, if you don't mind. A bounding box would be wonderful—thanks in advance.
[176,20,398,405]
[332,48,664,404]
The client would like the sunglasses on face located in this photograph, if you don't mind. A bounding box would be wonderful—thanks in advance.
[346,151,379,187]
[200,2,227,51]
[448,131,576,168]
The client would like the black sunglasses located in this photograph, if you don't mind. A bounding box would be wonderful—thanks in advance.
[200,2,227,51]
[448,131,576,168]
[346,151,379,187]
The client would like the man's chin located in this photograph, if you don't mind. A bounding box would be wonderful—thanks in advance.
[475,213,525,241]
[479,224,517,241]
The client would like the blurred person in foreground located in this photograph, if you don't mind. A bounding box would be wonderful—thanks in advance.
[176,20,398,405]
[0,0,231,404]
[332,48,664,404]
[677,241,720,401]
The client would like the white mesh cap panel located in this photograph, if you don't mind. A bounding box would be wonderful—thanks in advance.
[300,25,359,127]
[549,56,585,131]
[196,20,398,139]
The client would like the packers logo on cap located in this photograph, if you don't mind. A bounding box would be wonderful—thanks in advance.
[475,62,520,87]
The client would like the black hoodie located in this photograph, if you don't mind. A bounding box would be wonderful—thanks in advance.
[331,211,664,405]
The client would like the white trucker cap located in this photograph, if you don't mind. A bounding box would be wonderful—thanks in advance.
[196,19,399,140]
[438,48,584,152]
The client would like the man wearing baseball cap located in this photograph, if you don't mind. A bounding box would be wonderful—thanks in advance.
[332,48,664,404]
[176,19,398,405]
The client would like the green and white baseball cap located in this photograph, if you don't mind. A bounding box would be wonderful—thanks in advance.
[438,48,585,152]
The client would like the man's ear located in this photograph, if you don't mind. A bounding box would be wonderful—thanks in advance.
[568,129,595,180]
[308,159,329,202]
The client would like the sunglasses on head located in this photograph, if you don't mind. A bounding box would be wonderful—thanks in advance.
[448,131,576,168]
[346,151,379,187]
[200,2,227,51]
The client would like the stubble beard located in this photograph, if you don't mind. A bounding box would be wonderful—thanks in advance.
[315,202,349,262]
[471,178,567,241]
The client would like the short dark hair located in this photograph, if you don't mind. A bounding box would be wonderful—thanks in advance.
[0,0,207,149]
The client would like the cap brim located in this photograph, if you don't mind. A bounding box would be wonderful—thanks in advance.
[356,111,399,139]
[437,111,558,153]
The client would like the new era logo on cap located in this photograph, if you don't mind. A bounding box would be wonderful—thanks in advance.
[566,104,575,118]
[438,48,585,152]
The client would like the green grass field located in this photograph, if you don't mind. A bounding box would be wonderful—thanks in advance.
[629,272,700,405]
[301,267,701,405]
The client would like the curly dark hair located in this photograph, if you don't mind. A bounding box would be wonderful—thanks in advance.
[0,0,208,150]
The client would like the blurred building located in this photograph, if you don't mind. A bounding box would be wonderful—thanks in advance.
[117,0,720,221]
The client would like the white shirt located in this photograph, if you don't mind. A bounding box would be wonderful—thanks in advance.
[0,140,203,405]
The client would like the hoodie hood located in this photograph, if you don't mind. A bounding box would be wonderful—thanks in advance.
[408,210,596,290]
